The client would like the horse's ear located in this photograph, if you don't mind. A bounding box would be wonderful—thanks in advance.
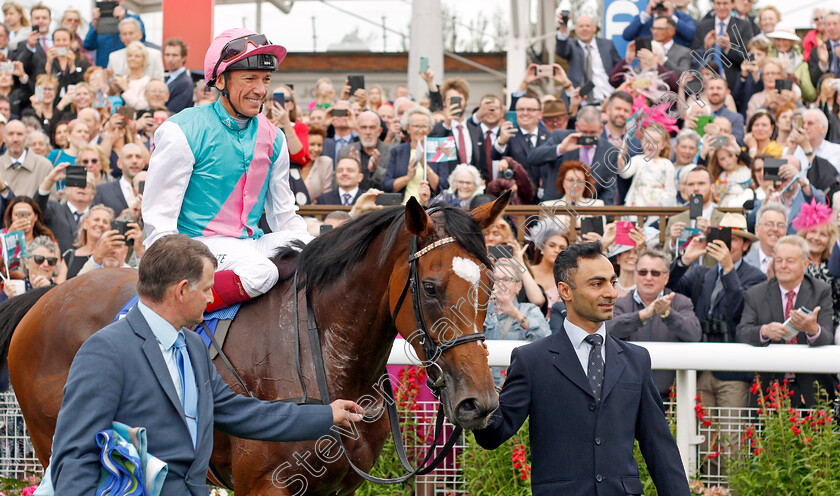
[470,190,511,228]
[405,197,435,237]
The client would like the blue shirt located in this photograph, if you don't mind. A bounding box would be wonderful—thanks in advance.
[137,301,184,401]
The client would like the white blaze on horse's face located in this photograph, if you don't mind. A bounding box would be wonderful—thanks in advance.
[452,256,481,327]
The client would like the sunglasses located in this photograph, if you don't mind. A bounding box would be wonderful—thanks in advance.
[31,255,58,266]
[219,34,269,63]
[80,158,99,164]
[636,269,666,277]
[153,117,167,123]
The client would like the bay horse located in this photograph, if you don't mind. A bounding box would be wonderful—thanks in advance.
[0,194,508,495]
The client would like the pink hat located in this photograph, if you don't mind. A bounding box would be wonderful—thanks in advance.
[204,28,287,85]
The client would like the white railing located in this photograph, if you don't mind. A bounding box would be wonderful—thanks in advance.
[390,340,840,476]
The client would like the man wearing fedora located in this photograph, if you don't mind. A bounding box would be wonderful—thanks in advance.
[541,100,573,134]
[666,213,766,413]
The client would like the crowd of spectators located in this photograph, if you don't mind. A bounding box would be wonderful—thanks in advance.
[0,0,838,428]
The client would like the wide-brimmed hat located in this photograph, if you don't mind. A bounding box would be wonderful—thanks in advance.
[767,23,801,42]
[606,226,659,259]
[542,100,569,118]
[718,213,758,241]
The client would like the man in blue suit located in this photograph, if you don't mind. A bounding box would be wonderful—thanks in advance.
[493,93,549,197]
[49,234,364,496]
[621,0,697,47]
[474,241,690,496]
[555,15,622,105]
[163,38,194,114]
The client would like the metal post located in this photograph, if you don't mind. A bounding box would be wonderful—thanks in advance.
[382,15,387,52]
[675,369,700,477]
[311,16,317,51]
[256,0,262,32]
[408,0,444,100]
[539,0,556,94]
[506,0,530,103]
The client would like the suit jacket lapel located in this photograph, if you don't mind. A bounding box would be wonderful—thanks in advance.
[128,307,187,420]
[767,280,784,324]
[186,332,212,448]
[602,334,626,402]
[548,330,596,400]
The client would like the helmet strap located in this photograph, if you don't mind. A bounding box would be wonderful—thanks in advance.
[220,73,253,120]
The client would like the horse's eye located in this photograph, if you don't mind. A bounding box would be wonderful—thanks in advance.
[423,282,437,295]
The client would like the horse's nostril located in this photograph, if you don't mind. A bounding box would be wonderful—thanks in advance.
[456,398,489,420]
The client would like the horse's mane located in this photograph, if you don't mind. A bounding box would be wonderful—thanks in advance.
[274,203,492,293]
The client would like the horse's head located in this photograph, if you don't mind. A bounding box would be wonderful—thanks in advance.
[391,192,510,430]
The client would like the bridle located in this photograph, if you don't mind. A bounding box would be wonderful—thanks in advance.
[389,232,487,397]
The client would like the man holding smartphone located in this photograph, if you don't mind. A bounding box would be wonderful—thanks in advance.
[143,29,310,313]
[429,77,481,169]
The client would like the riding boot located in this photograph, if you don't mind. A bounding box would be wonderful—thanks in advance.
[206,270,252,313]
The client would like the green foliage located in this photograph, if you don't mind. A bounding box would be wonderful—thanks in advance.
[462,420,531,496]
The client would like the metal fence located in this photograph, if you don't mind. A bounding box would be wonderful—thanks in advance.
[0,389,40,480]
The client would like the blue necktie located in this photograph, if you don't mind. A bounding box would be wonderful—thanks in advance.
[342,193,352,205]
[174,334,198,448]
[713,21,726,76]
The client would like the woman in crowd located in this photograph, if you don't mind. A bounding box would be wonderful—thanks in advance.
[737,153,780,206]
[53,121,70,150]
[114,41,151,109]
[63,205,113,278]
[673,130,700,201]
[483,216,547,313]
[55,82,94,121]
[267,84,309,167]
[2,1,30,53]
[793,200,840,327]
[746,58,795,122]
[308,77,336,112]
[368,85,385,111]
[620,129,677,207]
[383,106,446,202]
[526,217,574,312]
[47,28,89,96]
[755,6,781,43]
[302,125,334,199]
[813,74,840,143]
[774,103,797,147]
[767,24,803,79]
[734,38,769,114]
[30,74,60,141]
[435,163,483,209]
[803,8,828,62]
[0,236,60,302]
[708,146,752,207]
[47,119,89,168]
[2,197,55,245]
[76,144,112,184]
[59,8,90,65]
[25,130,51,157]
[744,109,783,158]
[611,243,639,299]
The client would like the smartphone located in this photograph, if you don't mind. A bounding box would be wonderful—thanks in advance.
[273,92,285,106]
[615,221,635,246]
[347,75,365,95]
[55,47,67,56]
[64,166,87,188]
[32,24,39,33]
[635,37,652,53]
[711,135,729,147]
[695,115,714,136]
[579,80,595,98]
[578,135,598,146]
[775,79,793,92]
[706,227,732,250]
[111,220,130,244]
[319,224,333,234]
[534,65,555,77]
[94,90,108,109]
[560,10,570,24]
[332,108,349,117]
[375,193,402,206]
[793,114,803,130]
[450,95,463,116]
[0,61,14,74]
[420,56,429,73]
[689,194,704,219]
[763,157,785,181]
[580,216,605,237]
[488,244,514,259]
[505,110,517,128]
[116,105,135,121]
[34,85,44,101]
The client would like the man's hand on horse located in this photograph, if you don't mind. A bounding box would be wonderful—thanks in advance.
[330,399,366,427]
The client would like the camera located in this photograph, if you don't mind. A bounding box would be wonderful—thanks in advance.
[701,319,731,342]
[578,135,598,146]
[652,1,667,13]
[503,168,514,179]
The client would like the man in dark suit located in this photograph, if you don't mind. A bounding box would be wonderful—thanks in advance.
[327,101,359,164]
[315,156,368,205]
[808,11,840,87]
[667,213,766,412]
[736,235,836,408]
[622,0,696,47]
[93,143,148,216]
[48,234,364,496]
[555,14,622,105]
[428,78,484,174]
[493,93,549,193]
[664,167,726,267]
[653,16,692,76]
[336,111,393,190]
[13,4,53,86]
[474,241,690,496]
[34,166,95,255]
[690,0,754,90]
[163,38,194,114]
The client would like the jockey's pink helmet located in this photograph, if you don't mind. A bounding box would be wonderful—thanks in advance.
[204,28,287,87]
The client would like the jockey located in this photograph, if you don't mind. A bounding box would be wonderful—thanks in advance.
[142,29,312,312]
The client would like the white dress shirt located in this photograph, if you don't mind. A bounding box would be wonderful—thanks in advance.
[337,186,360,204]
[119,176,138,209]
[564,319,608,375]
[449,118,473,164]
[555,31,613,102]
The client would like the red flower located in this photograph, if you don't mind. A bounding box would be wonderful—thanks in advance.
[791,425,801,436]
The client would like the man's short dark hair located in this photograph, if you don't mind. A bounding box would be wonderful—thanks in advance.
[137,234,217,303]
[686,165,714,183]
[163,37,188,57]
[658,16,677,30]
[337,155,362,173]
[553,240,605,288]
[607,90,633,107]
